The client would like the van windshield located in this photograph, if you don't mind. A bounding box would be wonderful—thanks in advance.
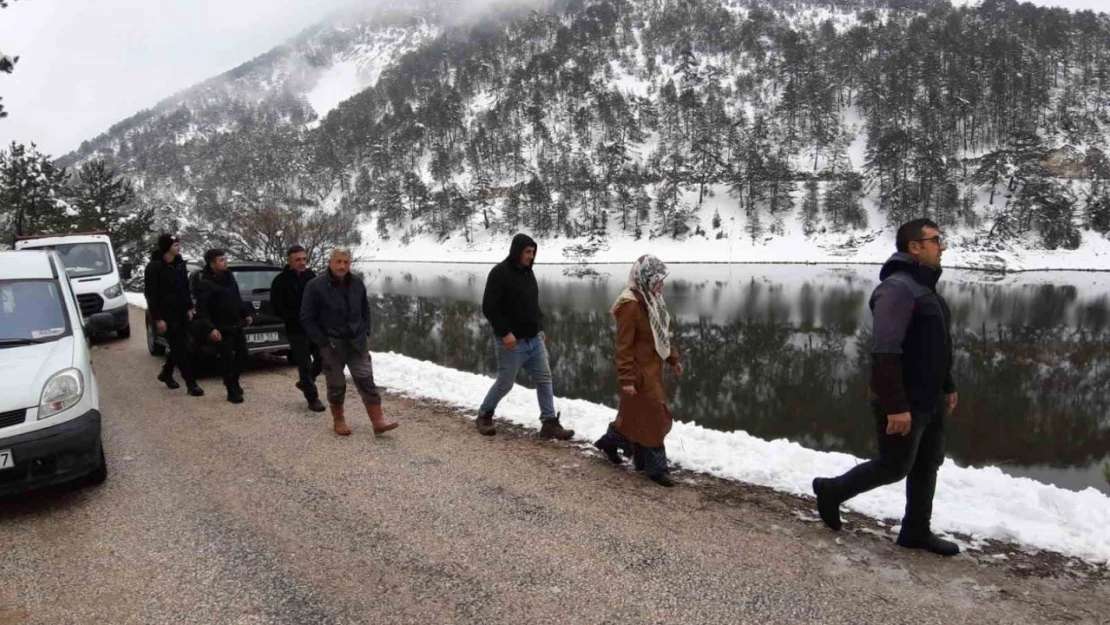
[0,280,71,346]
[34,243,113,278]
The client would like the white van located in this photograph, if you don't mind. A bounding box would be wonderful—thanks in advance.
[13,232,132,338]
[0,250,111,496]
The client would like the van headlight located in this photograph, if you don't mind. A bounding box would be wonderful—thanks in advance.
[39,369,84,420]
[103,282,123,299]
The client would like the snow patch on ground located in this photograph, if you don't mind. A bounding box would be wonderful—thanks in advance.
[370,351,1110,565]
[124,291,1110,563]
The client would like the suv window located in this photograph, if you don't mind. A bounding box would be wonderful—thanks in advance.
[232,268,282,295]
[0,280,72,346]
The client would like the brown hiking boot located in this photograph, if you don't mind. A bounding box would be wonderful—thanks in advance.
[330,404,351,436]
[538,415,574,441]
[366,403,399,436]
[475,411,496,436]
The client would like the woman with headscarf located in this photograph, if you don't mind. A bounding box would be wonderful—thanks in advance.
[594,254,684,487]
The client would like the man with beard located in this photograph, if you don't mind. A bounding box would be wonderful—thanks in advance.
[475,233,574,440]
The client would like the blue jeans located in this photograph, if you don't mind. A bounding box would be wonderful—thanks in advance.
[479,335,557,421]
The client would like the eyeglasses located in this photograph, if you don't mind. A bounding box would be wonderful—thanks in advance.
[912,235,944,246]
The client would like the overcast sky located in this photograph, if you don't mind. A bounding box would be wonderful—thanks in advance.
[0,0,1106,157]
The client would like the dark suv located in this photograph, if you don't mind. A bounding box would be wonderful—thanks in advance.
[146,261,291,361]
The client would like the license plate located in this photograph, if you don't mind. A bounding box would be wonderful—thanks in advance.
[0,449,13,471]
[246,332,279,345]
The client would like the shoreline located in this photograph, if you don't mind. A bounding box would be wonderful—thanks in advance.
[358,257,1110,274]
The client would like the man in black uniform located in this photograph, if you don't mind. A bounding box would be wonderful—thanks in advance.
[144,233,203,396]
[194,249,255,404]
[270,245,325,412]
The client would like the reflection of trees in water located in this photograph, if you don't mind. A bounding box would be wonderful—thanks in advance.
[370,293,1110,477]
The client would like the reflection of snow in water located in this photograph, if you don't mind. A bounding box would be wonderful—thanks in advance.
[361,262,1110,331]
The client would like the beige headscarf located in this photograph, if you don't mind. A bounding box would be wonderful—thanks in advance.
[610,254,671,361]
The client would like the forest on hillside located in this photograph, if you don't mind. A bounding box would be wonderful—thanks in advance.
[26,0,1110,263]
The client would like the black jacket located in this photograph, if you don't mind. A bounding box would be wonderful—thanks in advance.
[300,270,371,346]
[194,268,253,335]
[482,233,543,339]
[270,266,317,335]
[869,253,956,415]
[143,251,192,322]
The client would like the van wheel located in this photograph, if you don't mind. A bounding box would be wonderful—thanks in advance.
[147,322,166,356]
[85,449,107,486]
[117,325,131,339]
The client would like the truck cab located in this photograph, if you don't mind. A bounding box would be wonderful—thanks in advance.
[13,232,132,339]
[0,250,112,496]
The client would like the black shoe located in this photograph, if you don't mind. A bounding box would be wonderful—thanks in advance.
[538,414,574,441]
[476,411,496,436]
[157,370,180,390]
[812,478,843,532]
[896,532,960,557]
[186,384,204,397]
[593,438,623,465]
[650,474,676,487]
[227,390,244,404]
[307,398,326,412]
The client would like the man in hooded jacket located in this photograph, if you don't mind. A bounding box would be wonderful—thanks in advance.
[143,233,203,396]
[812,218,961,557]
[194,249,255,404]
[476,233,574,440]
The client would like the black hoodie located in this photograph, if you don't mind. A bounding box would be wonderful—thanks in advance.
[193,266,253,335]
[482,234,543,339]
[143,250,192,322]
[270,265,318,335]
[869,252,956,415]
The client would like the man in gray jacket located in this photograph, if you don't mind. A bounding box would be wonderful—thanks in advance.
[300,248,398,437]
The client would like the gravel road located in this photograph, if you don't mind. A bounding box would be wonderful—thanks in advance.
[0,307,1106,625]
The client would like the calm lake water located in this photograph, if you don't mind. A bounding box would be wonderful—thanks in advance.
[359,262,1110,495]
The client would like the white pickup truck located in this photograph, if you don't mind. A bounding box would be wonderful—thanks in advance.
[0,249,112,496]
[14,232,133,338]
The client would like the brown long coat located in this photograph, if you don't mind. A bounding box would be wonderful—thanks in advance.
[613,293,680,448]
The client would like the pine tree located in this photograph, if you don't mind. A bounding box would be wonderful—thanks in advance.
[69,160,152,269]
[0,142,70,241]
[801,179,820,236]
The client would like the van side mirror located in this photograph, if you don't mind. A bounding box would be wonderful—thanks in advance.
[120,262,133,280]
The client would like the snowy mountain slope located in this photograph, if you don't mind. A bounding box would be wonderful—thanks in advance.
[61,0,1110,271]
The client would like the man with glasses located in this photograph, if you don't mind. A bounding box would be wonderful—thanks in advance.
[813,218,961,557]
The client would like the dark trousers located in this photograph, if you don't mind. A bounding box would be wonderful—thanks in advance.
[288,333,323,401]
[161,316,196,385]
[829,404,946,537]
[319,337,381,407]
[596,422,669,478]
[214,327,249,392]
